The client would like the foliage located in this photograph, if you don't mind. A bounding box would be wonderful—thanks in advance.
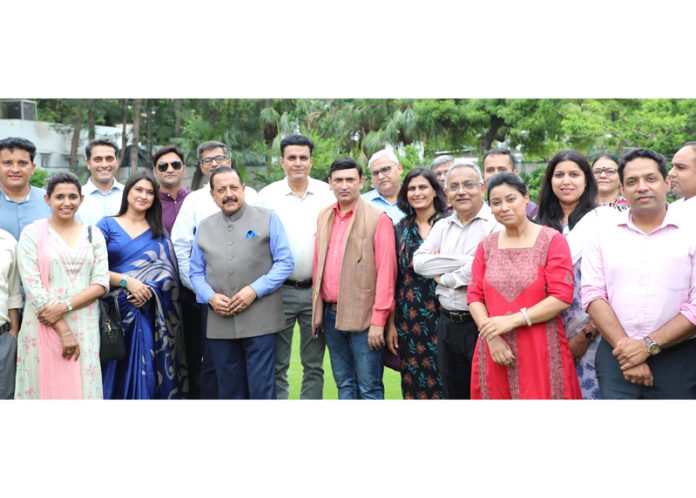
[519,166,546,204]
[30,168,49,188]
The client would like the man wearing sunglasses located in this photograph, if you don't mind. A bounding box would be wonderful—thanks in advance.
[78,139,125,226]
[362,149,406,223]
[171,140,257,398]
[152,145,191,234]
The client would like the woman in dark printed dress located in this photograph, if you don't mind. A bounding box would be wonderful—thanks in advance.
[386,168,449,399]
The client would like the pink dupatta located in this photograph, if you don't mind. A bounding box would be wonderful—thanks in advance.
[37,220,82,399]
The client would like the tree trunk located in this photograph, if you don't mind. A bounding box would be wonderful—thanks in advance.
[146,99,153,164]
[481,114,507,153]
[69,100,83,174]
[120,99,129,167]
[130,99,142,175]
[87,100,96,140]
[174,99,182,137]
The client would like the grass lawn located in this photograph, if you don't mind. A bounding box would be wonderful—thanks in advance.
[285,324,403,400]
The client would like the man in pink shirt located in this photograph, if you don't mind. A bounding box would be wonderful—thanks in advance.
[312,157,396,399]
[581,149,696,399]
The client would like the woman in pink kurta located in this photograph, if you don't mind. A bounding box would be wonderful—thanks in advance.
[468,173,581,399]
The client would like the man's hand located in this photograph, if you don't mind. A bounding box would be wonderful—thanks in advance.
[368,325,385,351]
[613,337,650,371]
[568,334,591,365]
[488,336,515,366]
[623,363,653,387]
[228,286,257,315]
[209,293,233,317]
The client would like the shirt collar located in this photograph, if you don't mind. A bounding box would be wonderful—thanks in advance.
[448,202,493,227]
[282,177,319,197]
[620,203,682,233]
[83,177,124,195]
[0,185,33,202]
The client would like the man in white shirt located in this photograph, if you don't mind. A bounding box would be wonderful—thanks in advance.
[77,139,125,226]
[414,162,502,399]
[256,135,335,399]
[170,140,257,398]
[0,228,21,399]
[668,141,696,218]
[362,149,406,223]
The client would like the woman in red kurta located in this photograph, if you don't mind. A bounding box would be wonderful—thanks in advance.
[468,173,581,399]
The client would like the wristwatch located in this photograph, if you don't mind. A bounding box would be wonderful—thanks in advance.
[64,300,73,312]
[644,336,662,356]
[119,275,129,288]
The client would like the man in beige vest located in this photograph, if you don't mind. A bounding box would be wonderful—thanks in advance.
[312,157,397,399]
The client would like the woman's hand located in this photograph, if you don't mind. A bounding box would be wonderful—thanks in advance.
[478,315,519,341]
[386,321,399,356]
[125,277,152,304]
[488,336,515,366]
[37,301,68,325]
[60,331,80,361]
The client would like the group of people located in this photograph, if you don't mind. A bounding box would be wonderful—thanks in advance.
[0,133,694,399]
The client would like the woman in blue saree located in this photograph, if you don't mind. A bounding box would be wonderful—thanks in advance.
[96,171,188,399]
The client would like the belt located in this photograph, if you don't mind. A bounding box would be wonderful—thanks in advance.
[326,302,338,311]
[441,308,473,323]
[0,323,9,334]
[284,279,313,289]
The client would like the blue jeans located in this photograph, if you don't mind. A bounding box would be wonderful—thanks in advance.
[323,307,384,399]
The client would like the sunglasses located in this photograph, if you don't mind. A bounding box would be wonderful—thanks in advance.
[156,161,183,172]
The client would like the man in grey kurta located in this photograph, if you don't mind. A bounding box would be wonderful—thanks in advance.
[189,167,294,399]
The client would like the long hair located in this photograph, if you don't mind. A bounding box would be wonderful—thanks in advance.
[116,171,166,238]
[537,149,597,232]
[396,168,448,223]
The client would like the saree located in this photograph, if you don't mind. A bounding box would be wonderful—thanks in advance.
[96,217,188,399]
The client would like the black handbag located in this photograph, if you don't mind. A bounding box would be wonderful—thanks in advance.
[87,225,127,363]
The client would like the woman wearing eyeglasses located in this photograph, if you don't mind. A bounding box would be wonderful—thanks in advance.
[97,171,188,399]
[152,145,192,234]
[592,153,629,211]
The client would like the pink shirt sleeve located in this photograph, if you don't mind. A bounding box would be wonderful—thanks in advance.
[467,241,486,305]
[580,230,608,310]
[371,213,397,326]
[544,232,574,304]
[680,245,696,325]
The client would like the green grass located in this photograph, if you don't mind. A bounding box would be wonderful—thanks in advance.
[286,324,403,400]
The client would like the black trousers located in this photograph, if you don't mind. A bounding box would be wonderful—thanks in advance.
[437,311,479,399]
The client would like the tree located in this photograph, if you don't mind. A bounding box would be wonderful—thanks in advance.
[130,99,142,174]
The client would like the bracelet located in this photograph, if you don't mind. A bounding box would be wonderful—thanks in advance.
[520,307,532,327]
[61,332,72,338]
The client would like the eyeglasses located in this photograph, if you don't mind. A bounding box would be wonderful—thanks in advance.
[447,181,481,191]
[156,161,183,172]
[370,164,394,178]
[91,155,116,164]
[592,167,618,176]
[200,155,229,166]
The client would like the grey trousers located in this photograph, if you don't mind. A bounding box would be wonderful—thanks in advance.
[0,326,17,399]
[275,285,326,399]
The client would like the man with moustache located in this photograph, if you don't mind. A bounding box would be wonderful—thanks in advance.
[362,149,406,223]
[152,145,192,234]
[189,166,293,399]
[481,148,538,219]
[668,141,696,215]
[78,139,125,226]
[414,161,502,399]
[256,135,334,399]
[582,149,696,399]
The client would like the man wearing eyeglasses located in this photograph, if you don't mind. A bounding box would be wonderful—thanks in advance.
[152,145,192,234]
[414,161,502,399]
[171,140,257,398]
[362,149,406,223]
[481,148,538,219]
[77,139,125,226]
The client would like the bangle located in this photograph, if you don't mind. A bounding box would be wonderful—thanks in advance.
[520,307,532,327]
[61,332,72,338]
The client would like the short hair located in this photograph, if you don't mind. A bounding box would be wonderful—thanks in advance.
[430,154,454,170]
[487,172,527,199]
[85,139,119,160]
[446,159,484,184]
[152,145,185,167]
[196,140,230,162]
[537,149,597,233]
[396,168,448,219]
[591,152,620,168]
[482,148,516,168]
[116,171,165,238]
[619,148,667,183]
[280,135,314,156]
[329,157,363,179]
[209,166,243,190]
[367,149,399,169]
[46,172,82,197]
[0,137,37,162]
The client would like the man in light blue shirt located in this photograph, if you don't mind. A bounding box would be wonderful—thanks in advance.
[77,139,125,226]
[362,149,406,223]
[0,137,51,241]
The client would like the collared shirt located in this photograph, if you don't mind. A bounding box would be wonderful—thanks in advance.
[362,188,406,224]
[315,203,396,327]
[526,200,539,220]
[189,208,293,304]
[413,203,503,311]
[0,229,22,327]
[0,186,51,240]
[159,187,192,234]
[171,183,258,290]
[256,177,334,281]
[78,178,125,226]
[581,205,696,339]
